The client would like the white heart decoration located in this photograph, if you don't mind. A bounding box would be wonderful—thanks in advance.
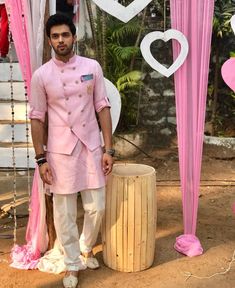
[230,15,235,34]
[91,0,152,23]
[140,29,189,78]
[104,78,121,134]
[100,78,121,145]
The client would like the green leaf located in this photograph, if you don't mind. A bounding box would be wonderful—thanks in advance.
[116,71,142,93]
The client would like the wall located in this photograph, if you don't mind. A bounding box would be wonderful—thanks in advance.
[138,37,177,147]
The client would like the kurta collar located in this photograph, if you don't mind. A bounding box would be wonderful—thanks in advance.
[52,54,77,67]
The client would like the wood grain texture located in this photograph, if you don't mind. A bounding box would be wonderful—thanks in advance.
[102,164,156,272]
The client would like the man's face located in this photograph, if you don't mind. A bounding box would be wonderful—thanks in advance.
[49,24,76,57]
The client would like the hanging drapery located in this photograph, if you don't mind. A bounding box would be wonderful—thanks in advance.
[25,0,47,72]
[170,0,214,256]
[10,167,48,269]
[5,0,47,78]
[76,0,93,40]
[49,0,56,15]
[5,0,32,95]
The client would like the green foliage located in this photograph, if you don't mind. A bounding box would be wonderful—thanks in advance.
[116,72,143,128]
[213,0,235,38]
[116,71,142,93]
[104,18,141,81]
[98,16,144,129]
[107,44,139,63]
[109,20,141,43]
[83,2,146,130]
[104,17,142,74]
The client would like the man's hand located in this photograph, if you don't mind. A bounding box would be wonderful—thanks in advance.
[39,162,53,185]
[102,153,114,176]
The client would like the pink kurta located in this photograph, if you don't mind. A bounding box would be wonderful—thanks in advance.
[29,55,110,194]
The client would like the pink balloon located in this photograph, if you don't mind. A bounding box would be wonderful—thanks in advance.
[221,58,235,92]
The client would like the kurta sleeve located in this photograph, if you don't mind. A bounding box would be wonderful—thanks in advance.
[93,61,111,113]
[29,69,47,123]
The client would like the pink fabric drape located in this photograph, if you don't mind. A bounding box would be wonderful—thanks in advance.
[10,167,48,269]
[170,0,214,256]
[5,0,32,96]
[25,166,48,257]
[5,0,48,268]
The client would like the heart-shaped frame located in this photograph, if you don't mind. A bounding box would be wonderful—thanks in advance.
[231,15,235,34]
[100,78,121,145]
[140,29,189,78]
[105,78,121,133]
[91,0,152,23]
[221,57,235,92]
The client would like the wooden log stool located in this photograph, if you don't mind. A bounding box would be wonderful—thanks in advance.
[102,163,156,272]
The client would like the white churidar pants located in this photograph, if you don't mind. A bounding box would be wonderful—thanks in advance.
[53,187,105,271]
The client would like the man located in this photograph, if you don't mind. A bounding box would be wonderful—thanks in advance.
[0,0,9,62]
[29,14,114,288]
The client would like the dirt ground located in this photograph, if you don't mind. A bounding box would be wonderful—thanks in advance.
[0,143,235,288]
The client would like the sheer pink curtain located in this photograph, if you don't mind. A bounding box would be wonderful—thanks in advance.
[170,0,214,256]
[5,0,32,96]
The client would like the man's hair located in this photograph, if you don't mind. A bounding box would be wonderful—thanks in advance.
[46,13,76,37]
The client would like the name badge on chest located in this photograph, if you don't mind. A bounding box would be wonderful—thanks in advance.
[80,74,93,82]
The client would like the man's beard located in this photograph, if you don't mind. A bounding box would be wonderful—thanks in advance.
[52,43,74,57]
